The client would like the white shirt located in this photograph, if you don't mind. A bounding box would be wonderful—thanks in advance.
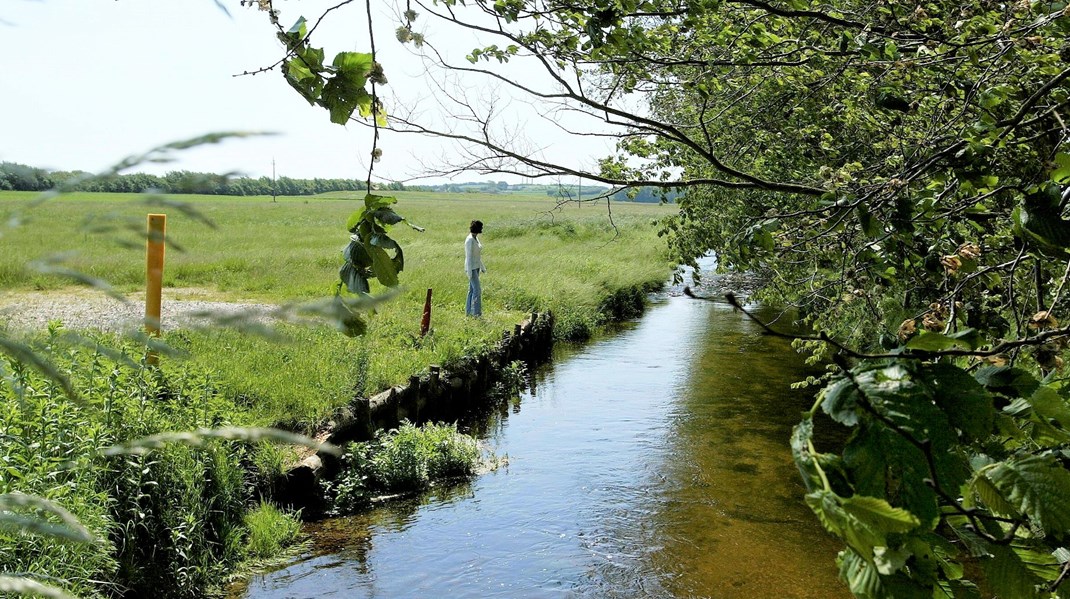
[464,234,484,276]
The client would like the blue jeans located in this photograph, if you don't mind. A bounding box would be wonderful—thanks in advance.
[466,269,482,317]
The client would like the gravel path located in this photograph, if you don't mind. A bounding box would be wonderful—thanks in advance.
[0,289,278,332]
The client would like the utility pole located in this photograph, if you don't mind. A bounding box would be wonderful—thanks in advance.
[272,158,277,203]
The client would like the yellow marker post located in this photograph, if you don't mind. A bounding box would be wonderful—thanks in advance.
[145,214,166,365]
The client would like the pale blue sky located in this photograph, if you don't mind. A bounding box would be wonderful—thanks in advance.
[1,1,611,183]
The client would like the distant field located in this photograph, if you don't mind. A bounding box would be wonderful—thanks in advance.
[0,190,676,426]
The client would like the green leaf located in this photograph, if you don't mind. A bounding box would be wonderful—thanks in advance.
[287,16,308,38]
[284,59,322,105]
[982,544,1042,599]
[821,377,860,426]
[364,194,397,210]
[983,454,1070,535]
[857,205,881,238]
[370,207,405,226]
[906,329,982,352]
[969,471,1018,516]
[332,51,374,78]
[791,418,824,492]
[1052,153,1070,184]
[343,239,372,268]
[975,366,1040,399]
[339,261,370,294]
[841,495,920,534]
[367,245,399,287]
[1030,386,1070,430]
[838,548,885,597]
[346,209,367,232]
[926,363,994,440]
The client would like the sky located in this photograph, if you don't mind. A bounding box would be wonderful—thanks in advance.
[1,0,615,184]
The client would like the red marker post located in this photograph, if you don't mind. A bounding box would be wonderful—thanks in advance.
[420,288,433,336]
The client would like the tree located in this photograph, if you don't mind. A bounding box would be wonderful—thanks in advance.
[245,0,1069,594]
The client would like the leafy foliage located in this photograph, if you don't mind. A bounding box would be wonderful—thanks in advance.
[277,17,382,126]
[324,422,481,515]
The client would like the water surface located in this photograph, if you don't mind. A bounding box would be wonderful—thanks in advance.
[244,278,848,598]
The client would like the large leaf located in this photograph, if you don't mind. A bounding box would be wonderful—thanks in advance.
[974,366,1040,399]
[332,51,374,78]
[346,208,367,232]
[317,52,374,125]
[343,239,373,269]
[370,207,406,226]
[925,363,995,440]
[841,495,921,535]
[983,455,1070,536]
[821,377,861,426]
[906,329,983,352]
[981,544,1042,599]
[367,244,399,287]
[284,58,323,105]
[1028,386,1070,431]
[806,490,917,562]
[791,417,824,492]
[364,193,398,210]
[843,421,943,527]
[838,548,885,598]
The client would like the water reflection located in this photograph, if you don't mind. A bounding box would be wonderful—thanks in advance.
[242,280,848,599]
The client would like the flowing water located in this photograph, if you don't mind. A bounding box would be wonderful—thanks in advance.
[243,271,850,599]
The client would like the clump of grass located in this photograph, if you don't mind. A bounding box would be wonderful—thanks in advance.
[553,308,596,341]
[326,422,481,515]
[244,502,302,560]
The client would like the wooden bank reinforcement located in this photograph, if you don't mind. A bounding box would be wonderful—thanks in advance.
[276,311,555,510]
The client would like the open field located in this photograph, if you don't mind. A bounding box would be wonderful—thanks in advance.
[0,190,676,427]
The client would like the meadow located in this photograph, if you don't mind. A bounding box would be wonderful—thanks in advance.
[0,190,675,428]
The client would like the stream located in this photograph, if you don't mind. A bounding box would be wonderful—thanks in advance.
[242,268,849,598]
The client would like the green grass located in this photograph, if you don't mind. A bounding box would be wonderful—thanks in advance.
[1,191,675,428]
[244,502,302,560]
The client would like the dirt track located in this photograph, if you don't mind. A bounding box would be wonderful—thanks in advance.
[0,288,277,332]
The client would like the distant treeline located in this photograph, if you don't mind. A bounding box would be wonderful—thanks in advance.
[0,162,366,196]
[0,161,674,202]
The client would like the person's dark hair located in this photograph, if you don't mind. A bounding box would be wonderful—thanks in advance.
[470,220,484,234]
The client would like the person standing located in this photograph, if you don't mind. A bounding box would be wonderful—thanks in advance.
[465,220,486,317]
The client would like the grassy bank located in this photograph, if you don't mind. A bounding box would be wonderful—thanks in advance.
[0,190,675,428]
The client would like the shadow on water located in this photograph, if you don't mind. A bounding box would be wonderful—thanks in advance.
[241,266,850,599]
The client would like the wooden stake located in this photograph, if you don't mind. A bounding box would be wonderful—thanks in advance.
[145,214,166,364]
